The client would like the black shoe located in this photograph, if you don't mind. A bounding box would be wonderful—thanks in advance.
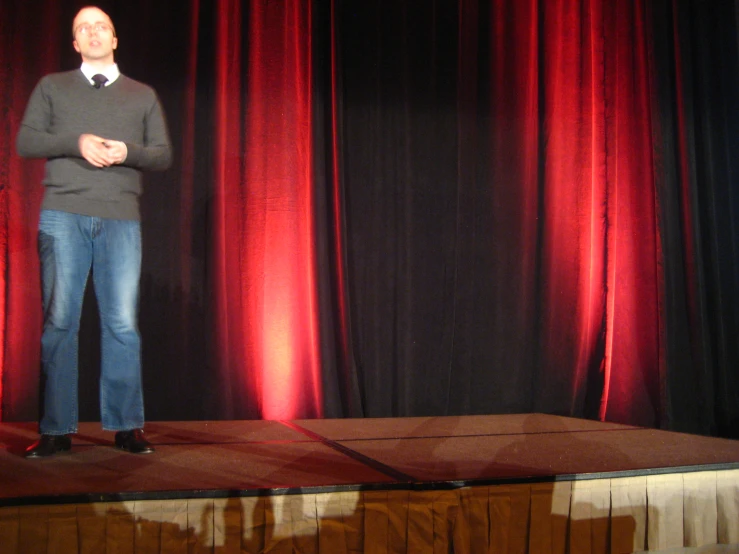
[115,429,154,454]
[25,434,72,459]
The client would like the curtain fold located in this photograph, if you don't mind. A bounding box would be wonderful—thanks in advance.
[535,0,607,417]
[599,0,661,425]
[212,0,251,418]
[312,0,364,418]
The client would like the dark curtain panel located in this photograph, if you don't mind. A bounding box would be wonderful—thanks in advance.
[649,0,739,436]
[1,0,738,438]
[338,0,662,423]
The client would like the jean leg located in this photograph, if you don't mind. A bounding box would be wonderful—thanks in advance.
[92,218,144,431]
[38,210,93,435]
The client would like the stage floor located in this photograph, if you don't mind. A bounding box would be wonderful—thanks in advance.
[1,413,738,505]
[2,414,739,553]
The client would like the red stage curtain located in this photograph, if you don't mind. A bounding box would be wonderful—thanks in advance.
[1,0,737,436]
[213,0,323,419]
[533,0,658,423]
[491,0,659,424]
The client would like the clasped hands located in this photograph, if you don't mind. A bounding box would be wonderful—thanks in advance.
[79,134,128,168]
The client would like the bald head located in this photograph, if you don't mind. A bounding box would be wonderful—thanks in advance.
[72,6,116,38]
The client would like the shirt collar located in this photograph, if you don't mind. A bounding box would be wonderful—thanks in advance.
[80,63,120,86]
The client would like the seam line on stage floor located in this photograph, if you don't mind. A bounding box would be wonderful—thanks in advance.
[64,427,650,446]
[50,427,651,447]
[280,421,415,482]
[311,427,653,442]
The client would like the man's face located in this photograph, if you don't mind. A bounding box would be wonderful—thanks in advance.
[72,7,117,64]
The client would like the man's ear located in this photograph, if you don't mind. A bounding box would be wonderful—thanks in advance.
[73,40,81,53]
[113,37,118,50]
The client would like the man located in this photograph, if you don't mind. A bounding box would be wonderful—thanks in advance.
[16,6,172,457]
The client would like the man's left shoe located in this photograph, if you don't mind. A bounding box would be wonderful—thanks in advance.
[115,429,155,454]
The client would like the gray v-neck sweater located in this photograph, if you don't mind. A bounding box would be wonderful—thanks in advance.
[17,69,172,220]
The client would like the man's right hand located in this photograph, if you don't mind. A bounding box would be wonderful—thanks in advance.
[78,134,111,168]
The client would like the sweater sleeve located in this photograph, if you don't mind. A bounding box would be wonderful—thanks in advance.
[16,77,82,159]
[123,92,173,171]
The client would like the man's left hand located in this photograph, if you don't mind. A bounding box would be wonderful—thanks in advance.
[103,140,128,165]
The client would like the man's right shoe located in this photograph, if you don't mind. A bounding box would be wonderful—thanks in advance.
[25,434,72,459]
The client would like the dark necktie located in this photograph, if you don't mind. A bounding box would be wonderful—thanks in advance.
[92,74,108,89]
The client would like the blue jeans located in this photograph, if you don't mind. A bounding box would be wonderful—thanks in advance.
[38,210,145,435]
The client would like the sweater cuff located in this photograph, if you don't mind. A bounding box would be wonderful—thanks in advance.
[124,142,141,166]
[64,134,84,157]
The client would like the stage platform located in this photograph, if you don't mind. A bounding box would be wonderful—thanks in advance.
[1,414,738,553]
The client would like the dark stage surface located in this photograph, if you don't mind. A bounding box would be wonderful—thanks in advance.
[1,414,738,505]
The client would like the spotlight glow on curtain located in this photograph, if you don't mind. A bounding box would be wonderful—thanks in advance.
[213,0,322,420]
[533,0,659,423]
